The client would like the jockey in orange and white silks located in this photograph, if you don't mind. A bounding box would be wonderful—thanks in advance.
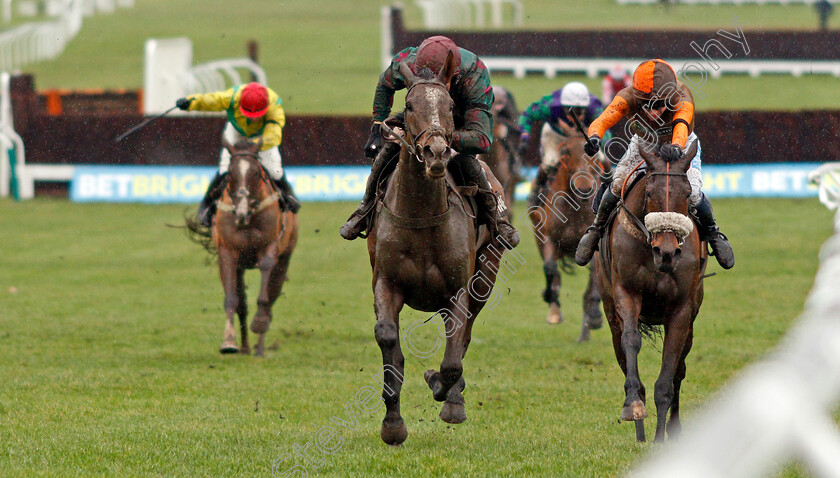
[176,82,299,227]
[575,59,734,270]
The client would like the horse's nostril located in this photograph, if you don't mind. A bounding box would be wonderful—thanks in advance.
[674,248,682,256]
[652,246,661,256]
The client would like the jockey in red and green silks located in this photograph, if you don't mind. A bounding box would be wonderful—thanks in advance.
[371,47,494,155]
[340,36,519,249]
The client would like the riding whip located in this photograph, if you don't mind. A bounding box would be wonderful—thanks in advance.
[567,107,589,139]
[113,105,179,143]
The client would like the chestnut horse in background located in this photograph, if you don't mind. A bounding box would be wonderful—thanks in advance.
[480,85,521,218]
[366,57,509,446]
[596,140,707,442]
[527,120,606,342]
[187,138,298,357]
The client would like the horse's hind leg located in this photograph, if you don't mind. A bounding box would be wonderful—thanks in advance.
[540,242,562,325]
[666,323,694,440]
[254,254,291,357]
[236,268,250,355]
[219,251,240,354]
[578,263,603,342]
[653,307,692,443]
[373,278,407,445]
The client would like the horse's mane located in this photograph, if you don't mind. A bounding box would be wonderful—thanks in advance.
[414,67,438,81]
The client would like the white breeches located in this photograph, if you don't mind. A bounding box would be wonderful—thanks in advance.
[218,123,284,180]
[611,132,703,206]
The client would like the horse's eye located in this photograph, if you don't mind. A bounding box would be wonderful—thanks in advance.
[406,102,413,112]
[449,101,454,111]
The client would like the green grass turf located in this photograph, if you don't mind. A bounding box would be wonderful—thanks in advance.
[10,0,840,113]
[0,197,835,476]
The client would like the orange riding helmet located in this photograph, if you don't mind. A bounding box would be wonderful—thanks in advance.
[632,59,677,101]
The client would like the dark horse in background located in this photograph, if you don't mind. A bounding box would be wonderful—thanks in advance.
[187,138,298,357]
[527,119,605,341]
[366,55,507,445]
[480,85,522,218]
[596,140,707,442]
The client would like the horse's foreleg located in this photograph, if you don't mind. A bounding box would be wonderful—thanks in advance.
[540,242,562,325]
[373,278,407,446]
[218,251,240,354]
[655,313,693,442]
[254,254,291,357]
[578,264,604,342]
[250,252,278,338]
[425,290,472,418]
[614,286,646,430]
[236,268,250,355]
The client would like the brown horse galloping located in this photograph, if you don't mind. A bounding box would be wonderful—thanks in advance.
[527,120,605,341]
[596,140,707,442]
[187,138,298,357]
[479,85,520,218]
[366,57,507,445]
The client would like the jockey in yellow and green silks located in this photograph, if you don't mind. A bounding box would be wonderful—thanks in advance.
[176,82,299,227]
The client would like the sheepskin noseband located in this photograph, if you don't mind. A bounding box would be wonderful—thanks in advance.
[644,212,694,241]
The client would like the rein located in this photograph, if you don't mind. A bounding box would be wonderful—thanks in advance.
[216,151,281,215]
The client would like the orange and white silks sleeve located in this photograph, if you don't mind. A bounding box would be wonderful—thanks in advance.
[589,95,630,139]
[671,101,694,148]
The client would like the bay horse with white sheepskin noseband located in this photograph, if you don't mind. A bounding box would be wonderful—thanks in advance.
[527,119,605,341]
[595,139,707,442]
[191,137,298,357]
[366,56,506,446]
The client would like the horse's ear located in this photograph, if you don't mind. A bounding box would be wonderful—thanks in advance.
[399,61,417,87]
[638,142,659,169]
[674,139,698,171]
[437,51,456,84]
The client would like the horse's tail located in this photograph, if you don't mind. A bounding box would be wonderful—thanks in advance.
[639,323,664,346]
[183,213,218,258]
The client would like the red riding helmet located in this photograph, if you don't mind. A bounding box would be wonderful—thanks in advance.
[632,59,677,101]
[415,36,462,82]
[239,82,270,118]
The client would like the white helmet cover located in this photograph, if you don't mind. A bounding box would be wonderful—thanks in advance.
[560,82,590,107]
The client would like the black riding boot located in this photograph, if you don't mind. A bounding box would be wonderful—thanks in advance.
[273,174,301,214]
[339,142,400,240]
[197,172,228,228]
[575,185,619,266]
[460,154,520,249]
[694,193,734,269]
[527,164,558,206]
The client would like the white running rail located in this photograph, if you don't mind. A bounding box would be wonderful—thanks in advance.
[630,167,840,477]
[0,71,25,198]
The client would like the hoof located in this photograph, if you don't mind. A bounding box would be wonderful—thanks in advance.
[380,419,408,446]
[577,327,591,343]
[546,311,563,325]
[238,346,251,355]
[219,342,238,354]
[250,315,270,334]
[585,312,603,330]
[440,402,466,424]
[424,370,447,402]
[621,400,647,421]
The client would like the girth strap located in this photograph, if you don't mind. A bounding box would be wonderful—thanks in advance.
[379,202,452,229]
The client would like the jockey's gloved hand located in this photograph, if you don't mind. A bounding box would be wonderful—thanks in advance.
[584,135,601,156]
[660,143,683,163]
[516,134,530,157]
[176,97,193,111]
[364,122,383,158]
